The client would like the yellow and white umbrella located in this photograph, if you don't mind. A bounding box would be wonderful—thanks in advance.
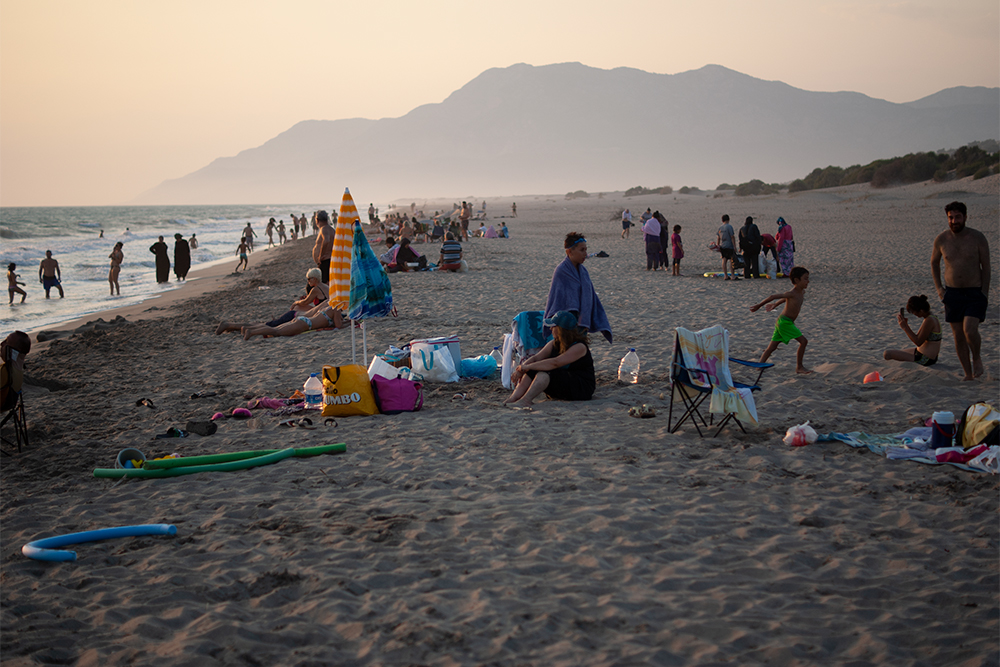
[328,188,358,311]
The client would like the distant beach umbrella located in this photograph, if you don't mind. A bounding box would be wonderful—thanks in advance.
[329,188,358,311]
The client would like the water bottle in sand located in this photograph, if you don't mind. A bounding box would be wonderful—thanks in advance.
[618,348,640,384]
[303,373,323,410]
[490,346,503,366]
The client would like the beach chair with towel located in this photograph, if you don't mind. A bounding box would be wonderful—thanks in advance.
[1,332,30,455]
[668,325,772,437]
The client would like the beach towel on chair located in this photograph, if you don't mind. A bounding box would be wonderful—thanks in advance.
[673,325,757,424]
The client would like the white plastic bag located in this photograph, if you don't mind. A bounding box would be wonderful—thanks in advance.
[783,420,818,447]
[368,356,401,381]
[410,342,459,383]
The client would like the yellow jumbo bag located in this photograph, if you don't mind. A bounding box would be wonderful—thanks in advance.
[321,364,379,417]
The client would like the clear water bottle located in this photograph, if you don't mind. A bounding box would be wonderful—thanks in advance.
[490,346,503,365]
[618,348,640,384]
[303,372,323,410]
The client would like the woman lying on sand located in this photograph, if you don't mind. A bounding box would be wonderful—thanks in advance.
[241,303,348,340]
[504,310,595,408]
[216,268,329,335]
[883,294,942,367]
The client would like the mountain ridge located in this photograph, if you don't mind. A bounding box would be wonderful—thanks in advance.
[133,62,999,204]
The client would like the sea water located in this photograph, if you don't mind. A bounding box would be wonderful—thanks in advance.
[1,204,326,338]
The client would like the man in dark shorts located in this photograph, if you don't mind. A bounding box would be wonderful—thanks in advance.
[312,210,334,282]
[38,251,64,298]
[717,215,736,280]
[932,201,991,380]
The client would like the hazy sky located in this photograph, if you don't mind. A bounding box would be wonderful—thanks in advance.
[1,0,997,207]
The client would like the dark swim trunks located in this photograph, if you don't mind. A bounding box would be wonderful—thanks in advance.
[913,351,938,367]
[43,277,60,290]
[943,287,987,323]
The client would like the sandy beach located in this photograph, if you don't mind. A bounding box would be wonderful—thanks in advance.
[2,177,998,666]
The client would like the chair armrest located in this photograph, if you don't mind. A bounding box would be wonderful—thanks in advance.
[729,357,773,369]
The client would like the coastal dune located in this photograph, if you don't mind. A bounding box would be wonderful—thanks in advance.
[2,177,998,665]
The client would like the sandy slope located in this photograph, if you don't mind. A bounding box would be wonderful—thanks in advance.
[2,177,997,666]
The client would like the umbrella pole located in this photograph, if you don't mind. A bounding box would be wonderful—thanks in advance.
[361,322,368,367]
[350,319,357,364]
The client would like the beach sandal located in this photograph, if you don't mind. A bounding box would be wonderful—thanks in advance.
[628,404,656,418]
[452,393,469,401]
[135,398,156,408]
[280,417,316,430]
[324,418,338,428]
[185,420,218,437]
[155,427,188,439]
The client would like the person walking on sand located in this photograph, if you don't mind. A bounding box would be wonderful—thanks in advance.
[7,263,27,304]
[884,295,943,367]
[621,209,632,239]
[173,234,190,281]
[511,202,517,218]
[717,215,737,279]
[750,266,812,374]
[460,201,471,241]
[265,218,276,248]
[109,242,124,296]
[242,223,257,251]
[235,238,250,272]
[775,217,795,275]
[38,250,64,298]
[932,201,991,380]
[739,216,762,279]
[150,236,170,283]
[312,210,335,282]
[642,211,662,271]
[277,220,287,244]
[671,224,684,276]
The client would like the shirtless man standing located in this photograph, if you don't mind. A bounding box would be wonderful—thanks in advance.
[312,210,335,283]
[39,250,64,298]
[931,201,991,380]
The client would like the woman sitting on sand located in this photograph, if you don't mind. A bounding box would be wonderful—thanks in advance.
[883,295,942,367]
[504,310,596,408]
[241,302,348,340]
[216,268,329,334]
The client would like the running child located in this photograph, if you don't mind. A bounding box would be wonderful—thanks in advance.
[883,295,942,367]
[7,263,27,304]
[749,266,812,374]
[235,238,250,272]
[671,224,684,276]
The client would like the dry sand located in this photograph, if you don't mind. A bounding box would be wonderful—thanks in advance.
[2,177,998,666]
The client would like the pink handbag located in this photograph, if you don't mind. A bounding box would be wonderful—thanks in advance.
[370,375,423,414]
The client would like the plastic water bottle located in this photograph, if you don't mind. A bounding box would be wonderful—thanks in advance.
[303,373,323,410]
[490,346,503,365]
[618,348,640,384]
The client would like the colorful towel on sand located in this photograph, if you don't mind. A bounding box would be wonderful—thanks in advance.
[673,325,757,424]
[348,221,394,320]
[544,257,612,344]
[817,432,998,474]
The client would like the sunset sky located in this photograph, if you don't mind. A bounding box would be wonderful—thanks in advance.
[1,0,997,207]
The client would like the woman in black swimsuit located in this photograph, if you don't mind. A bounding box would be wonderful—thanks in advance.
[504,310,596,408]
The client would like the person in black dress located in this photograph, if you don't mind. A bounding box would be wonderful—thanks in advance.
[504,310,596,408]
[173,233,191,281]
[149,236,170,283]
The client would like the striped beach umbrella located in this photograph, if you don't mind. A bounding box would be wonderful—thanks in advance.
[328,188,358,311]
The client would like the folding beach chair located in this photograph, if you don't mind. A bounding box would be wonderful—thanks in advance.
[0,390,28,455]
[668,326,772,437]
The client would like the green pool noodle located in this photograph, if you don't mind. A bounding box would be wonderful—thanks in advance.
[142,443,346,469]
[93,444,345,479]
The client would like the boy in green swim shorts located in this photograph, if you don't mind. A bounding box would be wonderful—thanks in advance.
[750,266,812,374]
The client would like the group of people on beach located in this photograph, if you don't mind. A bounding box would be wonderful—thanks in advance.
[7,251,66,304]
[626,208,686,275]
[714,214,793,280]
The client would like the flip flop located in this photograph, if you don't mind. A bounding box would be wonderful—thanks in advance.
[279,418,316,430]
[135,398,155,408]
[324,418,338,428]
[155,427,188,439]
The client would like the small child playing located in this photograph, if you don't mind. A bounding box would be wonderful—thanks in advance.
[7,263,27,304]
[671,224,684,276]
[235,238,250,272]
[883,294,942,367]
[749,266,811,374]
